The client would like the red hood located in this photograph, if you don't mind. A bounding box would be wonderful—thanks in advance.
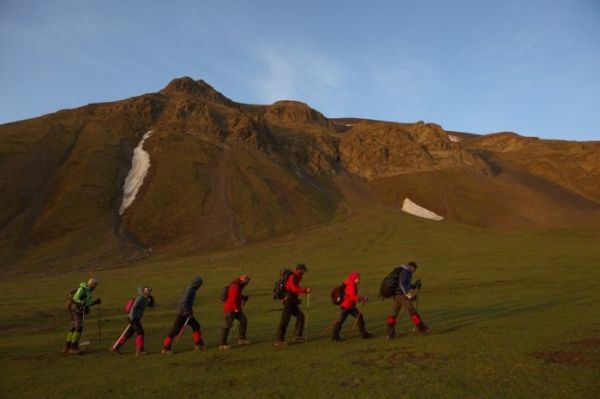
[345,272,360,285]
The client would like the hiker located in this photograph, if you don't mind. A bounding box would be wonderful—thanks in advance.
[332,271,373,341]
[64,278,101,354]
[161,276,205,354]
[219,274,251,350]
[110,286,155,355]
[381,261,429,339]
[275,264,311,346]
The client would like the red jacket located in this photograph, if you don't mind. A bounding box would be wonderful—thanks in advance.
[340,272,361,310]
[285,271,308,297]
[224,280,244,313]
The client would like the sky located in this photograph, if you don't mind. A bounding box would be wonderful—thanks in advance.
[1,0,599,140]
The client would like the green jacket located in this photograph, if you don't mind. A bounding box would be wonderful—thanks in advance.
[73,283,95,307]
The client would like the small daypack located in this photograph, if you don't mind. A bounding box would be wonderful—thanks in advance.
[124,298,135,314]
[379,267,404,299]
[65,288,78,310]
[331,283,346,305]
[273,269,294,300]
[220,285,230,302]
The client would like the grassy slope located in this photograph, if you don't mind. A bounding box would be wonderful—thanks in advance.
[1,209,599,398]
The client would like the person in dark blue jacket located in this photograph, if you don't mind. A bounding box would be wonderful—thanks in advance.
[161,276,205,354]
[110,285,154,355]
[386,262,429,339]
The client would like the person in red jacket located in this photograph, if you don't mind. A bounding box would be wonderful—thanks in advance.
[219,274,251,350]
[333,272,373,341]
[275,264,311,346]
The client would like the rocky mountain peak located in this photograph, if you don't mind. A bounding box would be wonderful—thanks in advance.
[160,76,232,105]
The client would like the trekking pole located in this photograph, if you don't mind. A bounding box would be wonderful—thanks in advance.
[305,293,311,342]
[175,317,191,342]
[111,324,131,351]
[97,304,102,346]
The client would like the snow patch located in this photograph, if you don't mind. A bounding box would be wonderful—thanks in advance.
[448,134,461,142]
[401,198,444,221]
[119,130,154,215]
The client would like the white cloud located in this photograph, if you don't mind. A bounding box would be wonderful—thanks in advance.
[254,45,347,114]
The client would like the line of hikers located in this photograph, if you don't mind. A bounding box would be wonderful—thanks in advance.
[64,262,429,355]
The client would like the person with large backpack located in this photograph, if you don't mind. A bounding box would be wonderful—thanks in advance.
[64,278,101,354]
[110,285,155,355]
[219,274,251,350]
[161,276,205,355]
[332,272,373,341]
[380,261,429,339]
[274,264,311,347]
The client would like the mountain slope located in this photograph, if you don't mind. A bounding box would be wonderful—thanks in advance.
[1,77,599,270]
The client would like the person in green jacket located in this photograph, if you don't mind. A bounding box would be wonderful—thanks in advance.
[110,286,155,355]
[64,278,101,354]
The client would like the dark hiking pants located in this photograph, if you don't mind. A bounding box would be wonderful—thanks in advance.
[220,311,248,345]
[333,307,368,338]
[167,314,201,338]
[276,299,304,341]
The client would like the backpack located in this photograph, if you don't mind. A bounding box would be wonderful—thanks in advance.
[331,283,346,305]
[124,298,135,314]
[65,288,77,310]
[273,269,294,300]
[220,285,230,302]
[378,267,404,299]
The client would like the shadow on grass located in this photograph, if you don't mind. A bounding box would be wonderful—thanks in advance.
[427,296,587,333]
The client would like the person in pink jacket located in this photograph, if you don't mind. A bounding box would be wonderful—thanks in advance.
[333,272,373,341]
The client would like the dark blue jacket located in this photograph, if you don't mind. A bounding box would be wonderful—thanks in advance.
[177,276,203,316]
[129,286,155,320]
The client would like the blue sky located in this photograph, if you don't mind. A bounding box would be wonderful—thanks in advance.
[1,0,599,140]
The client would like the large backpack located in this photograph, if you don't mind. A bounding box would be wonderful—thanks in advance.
[220,285,230,302]
[379,267,404,299]
[331,283,346,305]
[273,269,294,300]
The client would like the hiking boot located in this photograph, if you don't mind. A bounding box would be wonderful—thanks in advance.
[418,324,430,334]
[361,332,374,339]
[274,340,288,347]
[160,349,172,355]
[109,347,122,355]
[219,345,231,350]
[293,336,305,343]
[194,344,207,351]
[237,339,251,345]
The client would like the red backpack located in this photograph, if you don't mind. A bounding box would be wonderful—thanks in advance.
[124,298,135,314]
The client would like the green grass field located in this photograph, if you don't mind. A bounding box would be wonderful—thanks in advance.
[1,209,599,398]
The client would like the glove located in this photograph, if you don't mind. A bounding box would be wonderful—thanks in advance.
[84,306,90,315]
[147,295,155,308]
[413,279,422,290]
[407,293,418,302]
[93,298,102,305]
[242,295,249,303]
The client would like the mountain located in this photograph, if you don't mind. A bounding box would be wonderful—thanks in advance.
[1,77,599,270]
